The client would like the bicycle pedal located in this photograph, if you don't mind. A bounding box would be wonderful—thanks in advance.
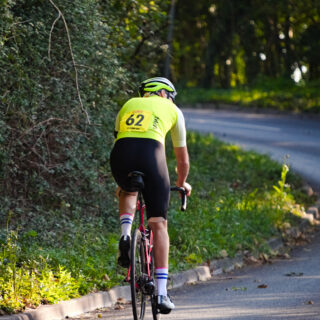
[143,280,155,295]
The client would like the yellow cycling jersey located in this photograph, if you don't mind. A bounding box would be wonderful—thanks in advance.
[114,95,186,147]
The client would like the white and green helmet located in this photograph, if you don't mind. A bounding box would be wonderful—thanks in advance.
[138,77,177,100]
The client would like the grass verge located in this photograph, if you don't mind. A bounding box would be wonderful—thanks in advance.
[0,132,315,314]
[177,79,320,114]
[167,132,315,271]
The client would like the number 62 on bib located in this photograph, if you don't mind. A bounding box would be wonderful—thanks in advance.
[120,110,152,132]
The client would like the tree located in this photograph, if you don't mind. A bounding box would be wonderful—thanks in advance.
[172,0,320,87]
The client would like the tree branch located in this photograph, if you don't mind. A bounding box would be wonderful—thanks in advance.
[48,10,61,61]
[48,0,91,124]
[20,117,68,139]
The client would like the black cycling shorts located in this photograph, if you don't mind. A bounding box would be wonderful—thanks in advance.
[110,138,170,220]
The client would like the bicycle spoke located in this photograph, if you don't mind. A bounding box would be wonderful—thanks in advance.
[131,229,146,320]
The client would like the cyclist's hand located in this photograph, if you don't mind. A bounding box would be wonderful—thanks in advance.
[184,182,192,196]
[177,182,192,197]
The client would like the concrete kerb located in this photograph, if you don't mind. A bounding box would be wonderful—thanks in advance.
[169,266,211,290]
[1,266,212,320]
[2,203,319,320]
[0,286,131,320]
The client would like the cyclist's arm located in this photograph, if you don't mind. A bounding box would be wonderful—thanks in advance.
[170,107,191,196]
[174,146,191,196]
[170,108,186,148]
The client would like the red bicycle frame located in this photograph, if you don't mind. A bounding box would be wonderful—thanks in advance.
[126,197,153,285]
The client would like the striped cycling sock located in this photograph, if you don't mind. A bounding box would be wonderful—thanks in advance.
[120,212,134,238]
[155,268,168,296]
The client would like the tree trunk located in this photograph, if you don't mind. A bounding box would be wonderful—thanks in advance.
[164,0,176,79]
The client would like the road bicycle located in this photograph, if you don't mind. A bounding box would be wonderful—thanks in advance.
[124,171,187,320]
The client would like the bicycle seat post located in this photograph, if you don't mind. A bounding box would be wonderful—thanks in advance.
[127,171,145,229]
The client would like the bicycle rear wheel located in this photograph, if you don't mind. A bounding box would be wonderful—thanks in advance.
[131,229,147,320]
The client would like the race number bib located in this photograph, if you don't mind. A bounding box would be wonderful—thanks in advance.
[120,110,152,132]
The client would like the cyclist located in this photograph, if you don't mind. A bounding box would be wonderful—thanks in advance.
[110,77,191,314]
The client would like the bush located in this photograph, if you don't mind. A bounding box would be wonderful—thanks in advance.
[0,1,170,312]
[0,0,170,229]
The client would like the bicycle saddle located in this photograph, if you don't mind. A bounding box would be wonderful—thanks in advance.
[127,171,145,191]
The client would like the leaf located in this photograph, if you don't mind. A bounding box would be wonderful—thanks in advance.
[285,272,304,277]
[244,256,259,265]
[117,298,129,305]
[273,185,281,193]
[232,286,247,291]
[219,249,228,258]
[26,230,38,237]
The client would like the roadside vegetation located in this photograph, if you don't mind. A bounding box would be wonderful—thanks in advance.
[1,132,315,314]
[177,78,320,114]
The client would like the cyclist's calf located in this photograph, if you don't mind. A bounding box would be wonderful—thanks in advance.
[148,220,169,269]
[119,188,138,213]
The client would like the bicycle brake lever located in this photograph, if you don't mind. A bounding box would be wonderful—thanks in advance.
[170,186,187,211]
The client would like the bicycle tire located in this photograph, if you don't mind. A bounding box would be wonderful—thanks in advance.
[131,229,147,320]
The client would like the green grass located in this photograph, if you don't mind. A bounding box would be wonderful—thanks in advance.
[167,132,314,271]
[177,79,320,114]
[0,132,315,313]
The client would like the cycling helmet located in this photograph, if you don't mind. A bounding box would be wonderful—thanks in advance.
[138,77,177,100]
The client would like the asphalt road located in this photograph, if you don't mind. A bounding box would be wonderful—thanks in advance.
[69,108,320,320]
[71,231,320,320]
[168,231,320,320]
[182,108,320,190]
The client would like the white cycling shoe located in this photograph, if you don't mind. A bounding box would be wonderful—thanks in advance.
[156,295,175,314]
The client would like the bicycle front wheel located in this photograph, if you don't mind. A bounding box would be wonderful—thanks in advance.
[150,248,161,320]
[131,229,147,320]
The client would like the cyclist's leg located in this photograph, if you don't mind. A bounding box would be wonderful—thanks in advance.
[118,188,137,238]
[141,139,170,290]
[110,139,140,267]
[148,218,169,293]
[148,218,174,313]
[116,189,137,267]
[143,164,174,313]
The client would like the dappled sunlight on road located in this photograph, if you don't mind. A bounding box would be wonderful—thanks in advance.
[170,292,320,319]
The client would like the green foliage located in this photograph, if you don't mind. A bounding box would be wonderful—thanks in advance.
[166,132,311,271]
[0,1,171,313]
[1,0,118,227]
[273,164,290,196]
[38,265,80,304]
[177,79,320,113]
[0,227,79,313]
[271,163,306,220]
[108,0,170,72]
[0,0,171,229]
[173,0,320,88]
